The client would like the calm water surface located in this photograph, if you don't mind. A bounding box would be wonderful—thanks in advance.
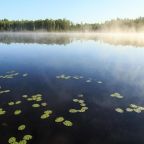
[0,33,144,144]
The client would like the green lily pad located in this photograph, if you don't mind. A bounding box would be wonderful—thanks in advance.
[14,110,22,115]
[41,103,47,107]
[15,101,21,105]
[0,109,6,115]
[44,110,52,114]
[63,120,73,127]
[110,93,123,99]
[130,104,138,108]
[18,125,26,131]
[115,108,124,113]
[8,137,16,143]
[55,117,64,123]
[8,102,15,106]
[73,99,79,102]
[23,135,32,140]
[133,109,141,113]
[19,140,27,144]
[32,104,40,108]
[22,95,28,98]
[126,108,133,112]
[69,109,78,113]
[40,113,50,119]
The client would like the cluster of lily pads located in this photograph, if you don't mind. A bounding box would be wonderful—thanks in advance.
[22,94,48,108]
[0,88,10,95]
[56,74,83,80]
[0,70,28,79]
[110,92,124,99]
[55,117,73,127]
[69,94,88,113]
[56,74,103,84]
[41,110,53,119]
[8,124,32,144]
[8,101,22,106]
[23,94,42,102]
[115,104,144,114]
[126,104,144,113]
[86,79,103,84]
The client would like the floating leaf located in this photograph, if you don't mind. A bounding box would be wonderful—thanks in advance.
[15,101,21,105]
[14,110,22,115]
[23,135,32,141]
[18,125,26,131]
[126,108,133,112]
[110,93,124,99]
[8,102,15,106]
[130,104,138,108]
[63,120,73,127]
[22,95,28,98]
[133,109,141,113]
[69,109,78,113]
[41,103,47,107]
[8,137,16,143]
[19,140,27,144]
[44,110,52,114]
[73,99,79,102]
[115,108,124,113]
[0,109,6,115]
[32,104,40,108]
[40,113,49,119]
[55,117,64,123]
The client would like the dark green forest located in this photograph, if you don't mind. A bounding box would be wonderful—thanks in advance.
[0,17,144,32]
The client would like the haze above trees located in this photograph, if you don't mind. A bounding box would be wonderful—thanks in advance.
[0,17,144,32]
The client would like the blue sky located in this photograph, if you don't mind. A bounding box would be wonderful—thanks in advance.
[0,0,143,23]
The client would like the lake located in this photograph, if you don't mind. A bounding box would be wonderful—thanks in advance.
[0,33,144,144]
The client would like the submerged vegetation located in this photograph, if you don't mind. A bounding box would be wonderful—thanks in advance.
[0,17,144,32]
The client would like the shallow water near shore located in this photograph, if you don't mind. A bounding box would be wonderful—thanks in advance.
[0,33,144,144]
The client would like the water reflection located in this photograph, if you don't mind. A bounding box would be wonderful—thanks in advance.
[0,32,144,47]
[0,33,144,144]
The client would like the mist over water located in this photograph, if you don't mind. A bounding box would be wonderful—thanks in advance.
[0,32,144,47]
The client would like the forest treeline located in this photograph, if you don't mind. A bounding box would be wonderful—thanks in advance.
[0,17,144,32]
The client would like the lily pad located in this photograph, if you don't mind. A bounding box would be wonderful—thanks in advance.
[22,95,28,98]
[14,110,22,115]
[23,135,32,140]
[8,102,15,106]
[32,104,40,108]
[44,110,52,114]
[18,125,26,131]
[115,108,124,113]
[63,120,73,127]
[55,117,64,123]
[8,137,16,143]
[40,113,50,119]
[15,101,21,105]
[69,109,78,113]
[19,140,27,144]
[126,108,133,112]
[41,103,47,107]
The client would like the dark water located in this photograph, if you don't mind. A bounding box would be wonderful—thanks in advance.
[0,33,144,144]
